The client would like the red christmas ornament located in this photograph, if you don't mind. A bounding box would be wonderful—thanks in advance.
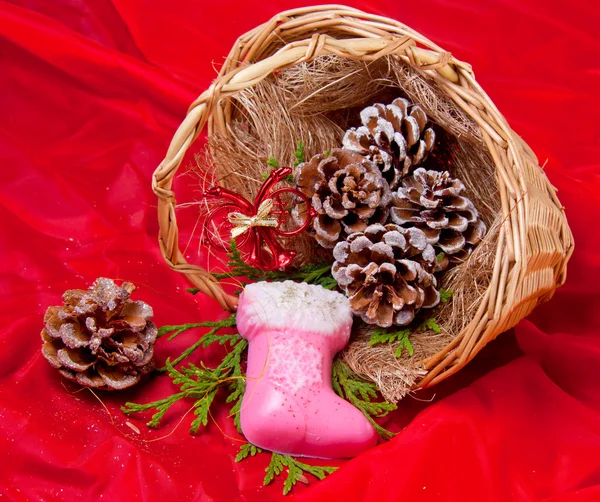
[202,167,315,270]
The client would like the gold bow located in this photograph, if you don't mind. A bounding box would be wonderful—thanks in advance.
[228,198,279,239]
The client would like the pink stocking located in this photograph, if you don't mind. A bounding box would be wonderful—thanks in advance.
[236,281,378,459]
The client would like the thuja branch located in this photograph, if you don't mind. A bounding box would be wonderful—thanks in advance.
[263,157,294,183]
[293,139,305,167]
[261,138,305,181]
[368,288,453,358]
[157,315,236,339]
[264,453,337,495]
[236,444,337,496]
[122,322,247,433]
[370,326,414,358]
[208,240,336,290]
[332,358,397,440]
[156,314,237,369]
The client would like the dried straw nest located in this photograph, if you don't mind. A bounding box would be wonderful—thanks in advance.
[152,5,573,402]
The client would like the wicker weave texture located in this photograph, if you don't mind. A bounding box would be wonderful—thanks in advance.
[152,5,573,389]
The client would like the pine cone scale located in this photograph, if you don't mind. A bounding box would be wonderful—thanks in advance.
[118,301,154,332]
[321,197,347,219]
[57,347,95,372]
[62,289,86,305]
[403,116,420,147]
[421,211,450,229]
[97,365,140,390]
[68,369,105,389]
[390,202,423,225]
[465,220,487,244]
[409,106,427,131]
[44,307,69,338]
[438,232,466,254]
[60,321,90,349]
[446,213,470,232]
[313,215,342,246]
[41,329,63,368]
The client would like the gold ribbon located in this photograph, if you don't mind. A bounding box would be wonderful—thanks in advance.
[228,198,279,239]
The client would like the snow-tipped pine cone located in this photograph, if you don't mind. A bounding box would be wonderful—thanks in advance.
[332,223,440,327]
[41,278,157,390]
[294,148,391,249]
[389,168,487,267]
[342,97,436,189]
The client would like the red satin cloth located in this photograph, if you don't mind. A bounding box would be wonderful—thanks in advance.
[1,1,600,500]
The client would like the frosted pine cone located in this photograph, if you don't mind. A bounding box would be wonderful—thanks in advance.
[295,148,391,249]
[390,168,487,266]
[41,278,157,390]
[343,97,436,189]
[332,223,439,327]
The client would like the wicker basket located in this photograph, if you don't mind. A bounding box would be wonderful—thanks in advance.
[152,5,573,392]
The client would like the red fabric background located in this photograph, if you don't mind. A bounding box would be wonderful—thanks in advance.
[1,1,600,500]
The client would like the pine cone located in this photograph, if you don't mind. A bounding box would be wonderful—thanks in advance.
[332,223,439,327]
[389,168,487,266]
[41,278,157,390]
[342,97,436,189]
[295,148,391,249]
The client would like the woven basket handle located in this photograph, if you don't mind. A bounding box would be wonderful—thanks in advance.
[151,6,574,393]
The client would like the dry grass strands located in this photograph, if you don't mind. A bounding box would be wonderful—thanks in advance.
[153,6,573,403]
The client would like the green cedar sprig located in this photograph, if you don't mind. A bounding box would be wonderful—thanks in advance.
[417,317,441,333]
[284,261,337,290]
[155,314,237,369]
[264,452,337,495]
[235,443,337,495]
[121,324,247,433]
[439,288,453,303]
[205,240,336,290]
[368,288,453,357]
[235,443,263,461]
[370,327,414,358]
[262,156,294,183]
[293,139,305,167]
[332,358,397,440]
